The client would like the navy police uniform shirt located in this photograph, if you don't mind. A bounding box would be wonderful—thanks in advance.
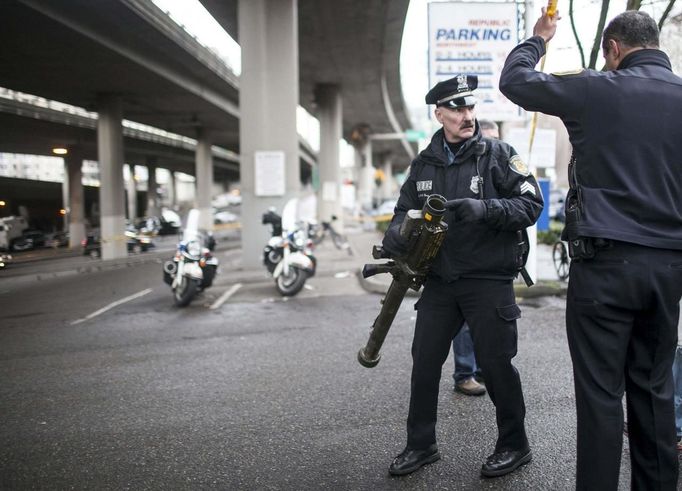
[500,36,682,250]
[383,123,544,282]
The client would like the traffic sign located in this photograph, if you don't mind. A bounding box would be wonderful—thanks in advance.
[405,129,427,142]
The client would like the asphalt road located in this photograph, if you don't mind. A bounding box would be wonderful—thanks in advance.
[0,238,654,490]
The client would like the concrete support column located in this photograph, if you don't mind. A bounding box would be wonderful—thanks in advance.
[357,142,374,211]
[315,84,343,228]
[97,94,127,259]
[195,130,214,230]
[168,171,177,208]
[126,164,137,222]
[381,156,394,201]
[239,0,300,268]
[64,151,86,248]
[146,158,159,218]
[351,147,363,215]
[61,162,69,232]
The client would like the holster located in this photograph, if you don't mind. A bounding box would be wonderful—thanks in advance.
[568,236,612,261]
[567,237,595,260]
[516,230,533,287]
[562,183,596,261]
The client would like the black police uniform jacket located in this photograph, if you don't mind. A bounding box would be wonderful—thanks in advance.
[500,36,682,250]
[383,125,544,282]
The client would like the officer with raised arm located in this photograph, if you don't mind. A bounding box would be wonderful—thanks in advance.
[500,9,682,490]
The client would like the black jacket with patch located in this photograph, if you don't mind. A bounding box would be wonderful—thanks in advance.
[500,37,682,250]
[382,125,544,282]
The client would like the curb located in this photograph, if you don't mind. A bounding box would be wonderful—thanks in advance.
[1,243,241,286]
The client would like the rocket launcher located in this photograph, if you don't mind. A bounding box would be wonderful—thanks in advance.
[358,194,449,368]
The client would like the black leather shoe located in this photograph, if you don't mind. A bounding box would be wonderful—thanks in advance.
[388,444,440,476]
[480,448,532,477]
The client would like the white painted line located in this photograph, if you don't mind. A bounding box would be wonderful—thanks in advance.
[71,288,153,325]
[209,283,242,310]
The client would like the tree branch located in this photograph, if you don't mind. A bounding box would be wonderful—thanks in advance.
[657,0,677,31]
[569,0,587,67]
[589,0,611,69]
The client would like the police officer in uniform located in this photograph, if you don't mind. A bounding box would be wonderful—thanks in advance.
[500,10,682,490]
[383,74,543,477]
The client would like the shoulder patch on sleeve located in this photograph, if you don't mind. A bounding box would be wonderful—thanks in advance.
[551,68,585,77]
[509,154,529,177]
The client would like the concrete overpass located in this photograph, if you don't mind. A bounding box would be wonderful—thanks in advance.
[201,0,414,266]
[0,91,240,179]
[0,0,414,264]
[201,0,413,158]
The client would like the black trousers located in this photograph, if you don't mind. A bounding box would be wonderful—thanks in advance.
[406,277,529,453]
[567,241,682,490]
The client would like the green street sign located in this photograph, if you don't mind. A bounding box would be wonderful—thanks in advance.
[405,129,427,142]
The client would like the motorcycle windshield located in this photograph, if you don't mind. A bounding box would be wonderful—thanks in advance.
[281,198,299,234]
[183,209,201,242]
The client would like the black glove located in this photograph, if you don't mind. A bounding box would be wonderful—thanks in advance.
[448,198,487,223]
[381,225,408,257]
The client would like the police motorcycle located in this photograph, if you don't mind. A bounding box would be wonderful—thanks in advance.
[261,198,316,297]
[162,209,218,307]
[262,207,284,274]
[0,252,11,269]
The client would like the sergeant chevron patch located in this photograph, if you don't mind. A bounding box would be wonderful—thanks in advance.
[520,181,536,196]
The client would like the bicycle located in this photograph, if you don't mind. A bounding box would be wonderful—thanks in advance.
[552,240,570,281]
[309,216,353,256]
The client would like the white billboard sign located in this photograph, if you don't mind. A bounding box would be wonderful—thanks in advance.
[428,2,521,121]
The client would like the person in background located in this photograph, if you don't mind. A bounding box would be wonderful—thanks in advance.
[500,9,682,490]
[450,119,500,397]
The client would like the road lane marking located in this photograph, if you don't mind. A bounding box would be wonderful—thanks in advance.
[210,283,242,310]
[71,288,153,325]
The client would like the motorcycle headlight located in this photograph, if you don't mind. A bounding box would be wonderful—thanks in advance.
[293,230,307,248]
[187,240,202,258]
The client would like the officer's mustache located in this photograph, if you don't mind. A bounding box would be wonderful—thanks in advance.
[460,122,474,129]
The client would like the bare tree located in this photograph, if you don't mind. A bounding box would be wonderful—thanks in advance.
[660,12,682,70]
[569,0,587,67]
[658,0,678,28]
[569,0,678,69]
[588,0,612,68]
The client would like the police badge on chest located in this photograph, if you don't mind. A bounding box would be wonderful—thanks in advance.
[470,176,483,195]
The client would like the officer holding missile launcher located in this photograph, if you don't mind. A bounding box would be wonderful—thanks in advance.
[382,74,543,478]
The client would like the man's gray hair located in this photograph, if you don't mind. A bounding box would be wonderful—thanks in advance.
[602,10,659,51]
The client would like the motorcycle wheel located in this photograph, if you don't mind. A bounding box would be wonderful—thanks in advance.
[174,275,198,307]
[275,266,308,297]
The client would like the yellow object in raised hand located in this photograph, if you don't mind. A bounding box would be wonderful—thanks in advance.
[547,0,558,18]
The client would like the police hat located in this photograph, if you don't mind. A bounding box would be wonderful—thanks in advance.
[425,75,478,108]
